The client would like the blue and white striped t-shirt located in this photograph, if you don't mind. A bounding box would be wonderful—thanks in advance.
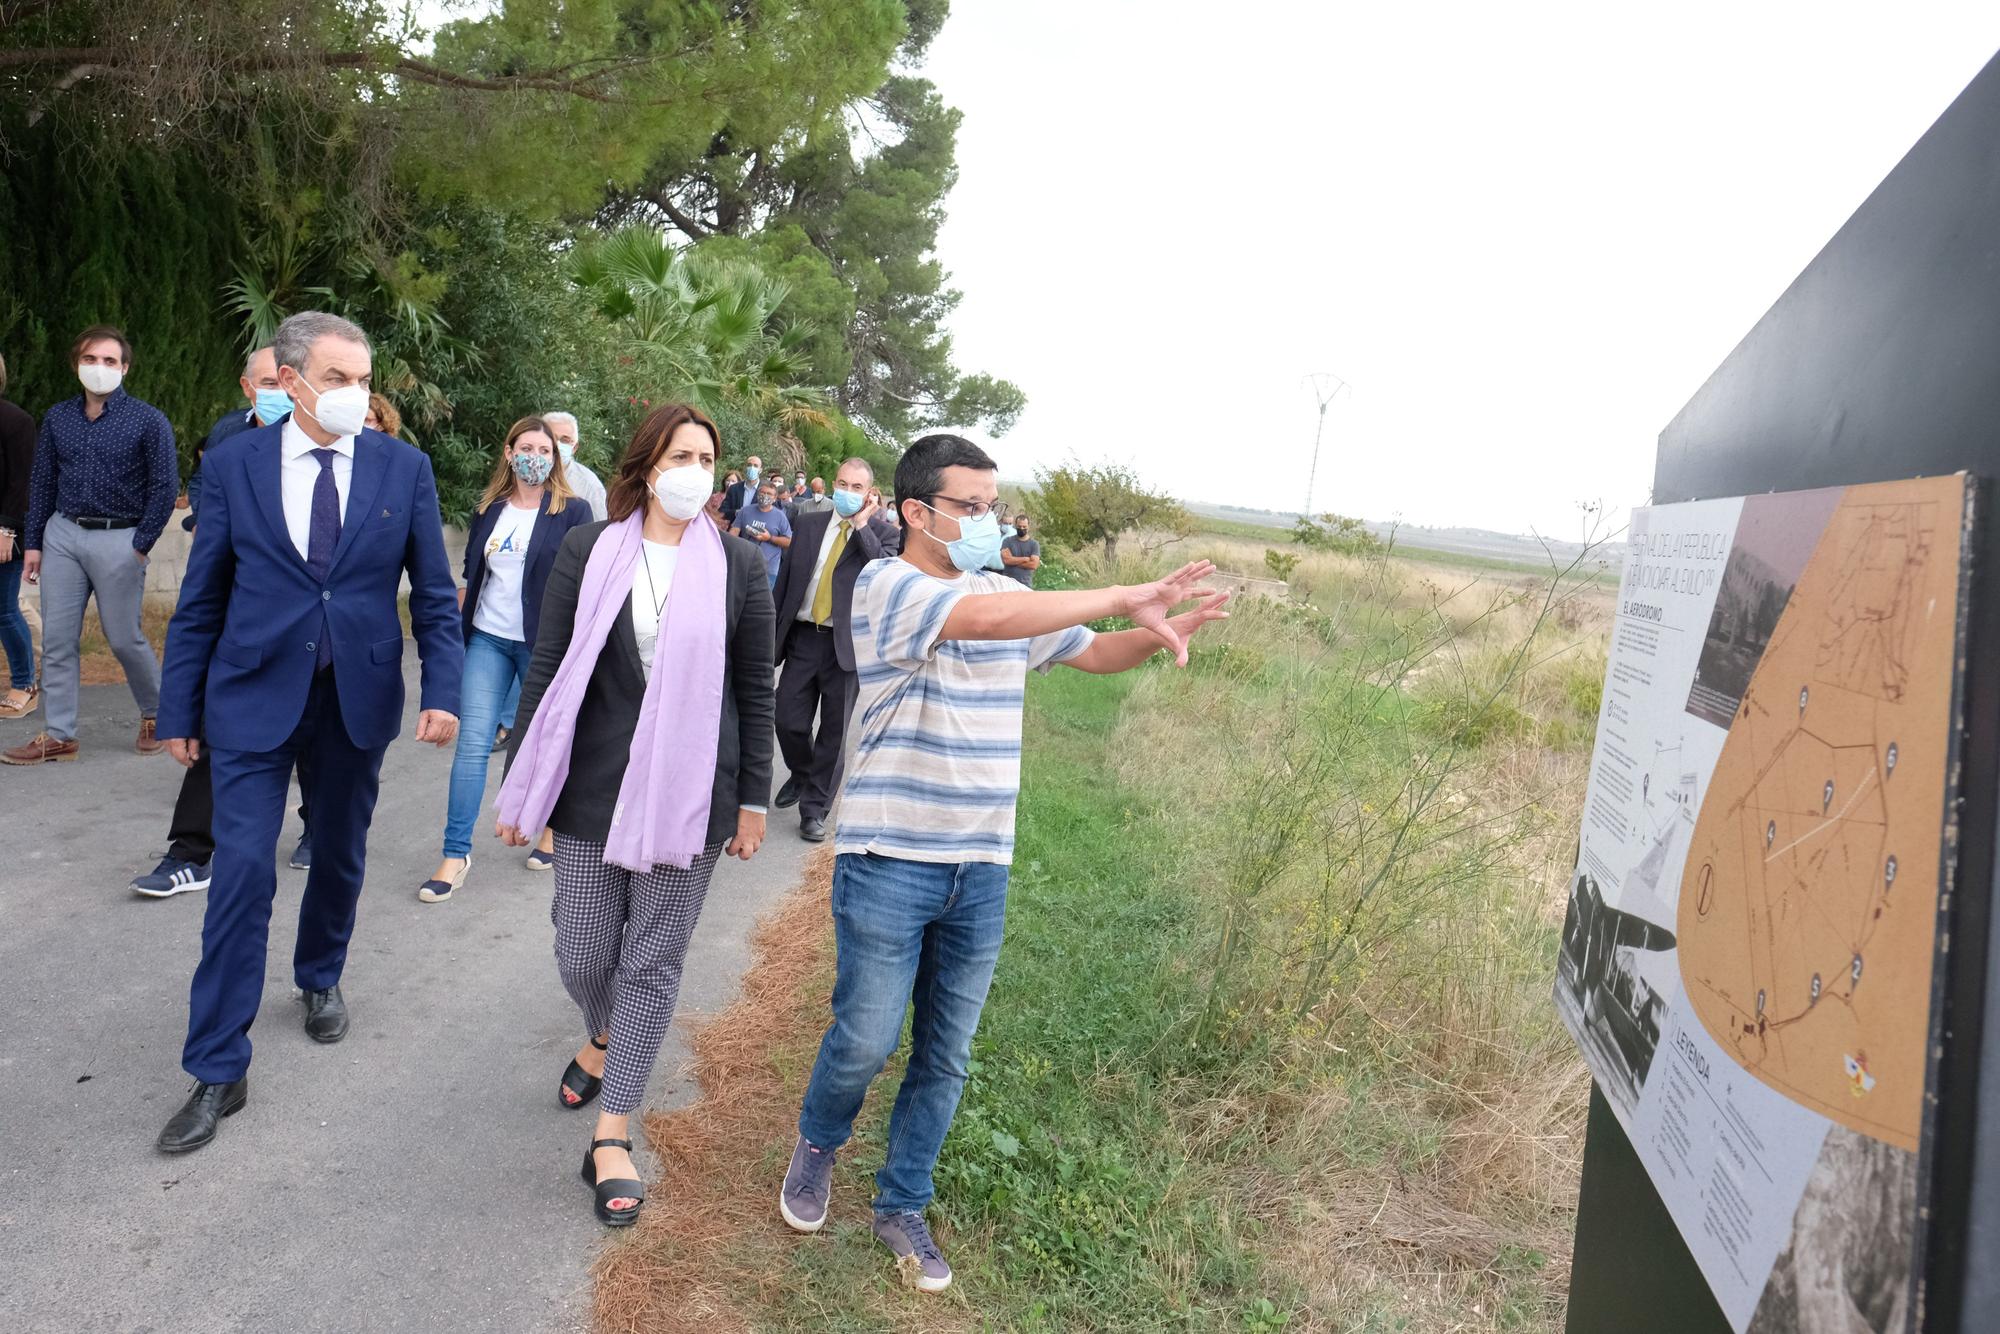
[836,558,1094,866]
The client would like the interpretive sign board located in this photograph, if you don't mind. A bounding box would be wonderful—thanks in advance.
[1556,475,1972,1331]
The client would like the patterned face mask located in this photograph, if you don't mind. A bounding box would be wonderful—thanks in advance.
[511,451,554,485]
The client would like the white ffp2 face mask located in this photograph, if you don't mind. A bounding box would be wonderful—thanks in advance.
[78,364,123,395]
[651,464,712,521]
[300,375,370,437]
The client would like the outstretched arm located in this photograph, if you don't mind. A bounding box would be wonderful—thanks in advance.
[1063,591,1232,674]
[939,560,1218,664]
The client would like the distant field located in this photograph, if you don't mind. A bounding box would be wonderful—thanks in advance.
[1187,511,1623,585]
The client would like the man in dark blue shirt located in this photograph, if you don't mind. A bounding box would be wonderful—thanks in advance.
[4,325,178,766]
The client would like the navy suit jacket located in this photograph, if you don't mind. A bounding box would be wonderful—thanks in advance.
[459,490,595,647]
[158,423,465,753]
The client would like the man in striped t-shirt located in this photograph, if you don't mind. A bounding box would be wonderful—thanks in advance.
[779,434,1230,1292]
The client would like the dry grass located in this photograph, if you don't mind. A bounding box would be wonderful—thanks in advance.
[1081,538,1609,1330]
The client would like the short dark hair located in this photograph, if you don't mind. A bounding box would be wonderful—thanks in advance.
[71,324,132,367]
[894,434,997,513]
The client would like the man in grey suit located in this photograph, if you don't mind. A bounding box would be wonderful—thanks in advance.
[768,457,899,841]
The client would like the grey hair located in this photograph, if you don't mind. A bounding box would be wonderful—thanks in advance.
[542,411,579,434]
[837,456,874,481]
[272,312,369,375]
[241,345,273,378]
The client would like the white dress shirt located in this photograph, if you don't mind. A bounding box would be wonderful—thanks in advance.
[279,417,355,561]
[796,515,851,622]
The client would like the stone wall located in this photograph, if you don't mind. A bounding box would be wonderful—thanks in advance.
[16,517,471,618]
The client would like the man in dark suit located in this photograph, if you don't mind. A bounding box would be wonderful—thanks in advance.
[721,452,764,527]
[768,457,900,841]
[152,311,464,1152]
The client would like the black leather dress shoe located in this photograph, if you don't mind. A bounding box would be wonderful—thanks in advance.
[800,816,828,842]
[157,1078,248,1153]
[774,776,801,809]
[303,985,349,1043]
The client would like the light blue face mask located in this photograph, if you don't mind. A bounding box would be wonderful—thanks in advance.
[253,387,293,425]
[831,488,865,518]
[744,465,760,484]
[917,500,1005,574]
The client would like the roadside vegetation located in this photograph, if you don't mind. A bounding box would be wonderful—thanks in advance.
[599,527,1614,1332]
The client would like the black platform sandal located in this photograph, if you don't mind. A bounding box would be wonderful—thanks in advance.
[559,1035,609,1109]
[581,1137,646,1226]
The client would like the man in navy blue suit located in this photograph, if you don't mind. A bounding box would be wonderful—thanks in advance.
[152,311,465,1153]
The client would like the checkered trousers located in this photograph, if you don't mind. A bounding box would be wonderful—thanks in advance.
[551,833,725,1116]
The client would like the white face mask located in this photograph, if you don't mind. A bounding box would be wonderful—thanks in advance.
[298,373,370,437]
[651,463,712,521]
[78,364,123,395]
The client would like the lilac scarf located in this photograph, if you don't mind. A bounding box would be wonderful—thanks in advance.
[497,510,727,870]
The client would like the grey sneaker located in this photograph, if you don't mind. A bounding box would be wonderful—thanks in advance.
[780,1135,836,1233]
[873,1211,952,1292]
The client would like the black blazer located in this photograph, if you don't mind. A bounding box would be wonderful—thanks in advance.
[770,508,901,672]
[459,490,595,646]
[508,518,775,847]
[721,478,756,526]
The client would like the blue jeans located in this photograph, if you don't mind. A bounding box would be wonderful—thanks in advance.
[0,555,31,690]
[797,852,1009,1214]
[441,630,532,857]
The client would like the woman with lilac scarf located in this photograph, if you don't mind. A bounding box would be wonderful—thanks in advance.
[495,403,775,1226]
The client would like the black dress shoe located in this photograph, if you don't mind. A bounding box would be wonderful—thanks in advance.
[800,816,828,843]
[157,1078,248,1153]
[303,985,349,1043]
[774,776,801,809]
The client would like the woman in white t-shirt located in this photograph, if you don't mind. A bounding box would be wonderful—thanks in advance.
[419,416,594,902]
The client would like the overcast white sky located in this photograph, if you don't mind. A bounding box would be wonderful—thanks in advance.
[923,4,2000,536]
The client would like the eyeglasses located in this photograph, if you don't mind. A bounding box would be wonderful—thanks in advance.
[926,494,1015,525]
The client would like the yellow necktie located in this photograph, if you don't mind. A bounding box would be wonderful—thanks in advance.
[811,520,851,624]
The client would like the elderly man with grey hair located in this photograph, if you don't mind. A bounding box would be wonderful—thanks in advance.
[542,412,607,520]
[152,309,465,1154]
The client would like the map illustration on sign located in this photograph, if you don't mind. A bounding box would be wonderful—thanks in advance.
[1676,490,1957,1152]
[1553,475,1971,1331]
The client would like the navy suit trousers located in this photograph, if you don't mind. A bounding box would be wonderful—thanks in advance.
[182,671,388,1083]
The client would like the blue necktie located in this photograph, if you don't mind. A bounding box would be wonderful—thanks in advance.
[307,449,341,669]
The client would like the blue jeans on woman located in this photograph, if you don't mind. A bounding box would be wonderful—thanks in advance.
[442,630,534,858]
[796,852,1010,1215]
[0,555,32,690]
